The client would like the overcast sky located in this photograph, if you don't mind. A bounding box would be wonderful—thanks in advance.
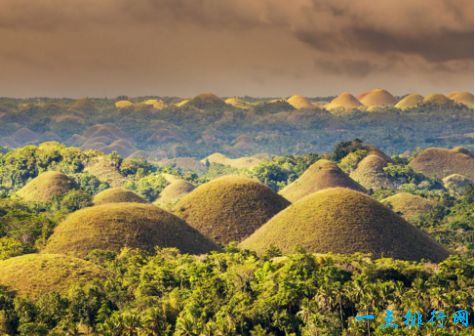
[0,0,473,97]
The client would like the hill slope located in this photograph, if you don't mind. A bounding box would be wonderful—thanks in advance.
[279,159,366,202]
[240,188,449,262]
[155,180,195,209]
[43,203,218,257]
[0,254,105,297]
[349,154,395,190]
[174,176,289,244]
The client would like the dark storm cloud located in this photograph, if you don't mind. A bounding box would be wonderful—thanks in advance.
[0,0,472,97]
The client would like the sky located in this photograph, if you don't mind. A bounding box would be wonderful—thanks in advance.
[0,0,473,98]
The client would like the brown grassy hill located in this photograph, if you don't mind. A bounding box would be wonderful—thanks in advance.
[443,174,473,196]
[409,147,473,180]
[85,156,127,187]
[93,187,148,205]
[16,171,77,202]
[350,154,395,190]
[240,188,449,262]
[359,89,397,107]
[325,92,362,111]
[448,91,473,107]
[184,93,227,110]
[382,192,434,222]
[83,124,126,140]
[452,146,473,157]
[395,94,424,110]
[156,157,207,174]
[155,180,195,209]
[173,176,290,245]
[279,159,366,202]
[287,95,314,110]
[423,94,451,105]
[43,203,218,257]
[0,254,105,298]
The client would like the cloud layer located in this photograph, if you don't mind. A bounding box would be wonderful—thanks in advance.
[0,0,472,97]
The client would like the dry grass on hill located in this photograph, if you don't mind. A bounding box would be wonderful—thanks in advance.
[174,176,289,245]
[43,203,218,257]
[16,171,77,202]
[0,253,106,298]
[93,187,147,205]
[240,188,449,262]
[381,192,434,222]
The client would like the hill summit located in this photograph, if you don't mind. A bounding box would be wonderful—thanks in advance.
[16,171,77,202]
[174,176,289,245]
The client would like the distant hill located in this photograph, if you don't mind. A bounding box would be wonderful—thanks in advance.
[17,171,77,202]
[93,187,148,205]
[382,192,435,222]
[279,159,366,202]
[409,147,473,180]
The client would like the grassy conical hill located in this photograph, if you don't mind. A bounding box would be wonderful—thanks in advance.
[287,95,314,110]
[382,192,434,221]
[155,180,195,209]
[85,156,127,187]
[423,94,451,105]
[409,147,473,180]
[240,188,449,262]
[16,171,77,202]
[448,92,473,107]
[325,92,362,111]
[359,89,397,107]
[93,187,148,205]
[115,100,133,109]
[349,154,395,190]
[0,254,105,298]
[43,203,218,257]
[173,176,290,245]
[395,94,424,110]
[279,159,366,202]
[184,93,227,110]
[143,99,166,110]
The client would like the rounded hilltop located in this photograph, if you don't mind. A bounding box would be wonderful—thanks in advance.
[43,202,218,257]
[359,89,397,108]
[287,95,314,110]
[240,188,449,262]
[182,92,227,109]
[349,154,395,190]
[173,176,290,245]
[395,94,424,110]
[155,179,195,209]
[382,192,434,222]
[93,187,148,205]
[0,254,106,298]
[16,171,77,202]
[279,159,366,202]
[325,92,362,111]
[409,147,473,180]
[448,91,473,107]
[423,93,451,105]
